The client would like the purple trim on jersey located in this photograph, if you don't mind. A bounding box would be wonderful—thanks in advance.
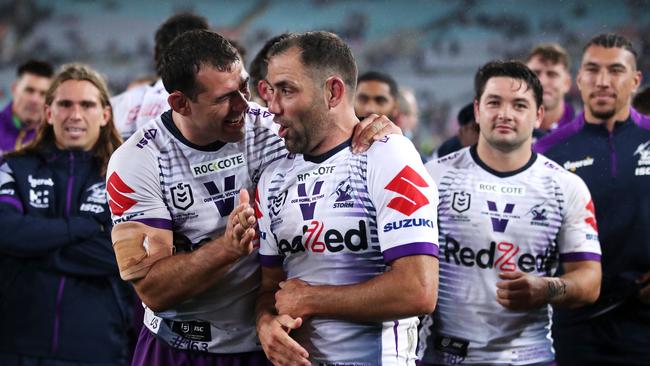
[382,242,439,263]
[0,195,23,213]
[259,254,284,267]
[631,107,650,130]
[132,327,271,366]
[393,320,399,357]
[608,133,617,177]
[533,113,585,154]
[51,277,66,353]
[133,218,173,230]
[560,252,601,262]
[65,152,75,216]
[557,103,575,128]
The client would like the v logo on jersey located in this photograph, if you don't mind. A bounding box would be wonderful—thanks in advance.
[487,201,515,233]
[107,172,137,216]
[384,166,429,216]
[297,181,324,220]
[203,175,236,217]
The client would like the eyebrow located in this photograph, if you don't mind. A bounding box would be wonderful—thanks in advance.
[583,61,627,69]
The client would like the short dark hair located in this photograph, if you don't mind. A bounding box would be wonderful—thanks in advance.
[154,12,209,76]
[249,33,291,99]
[583,33,638,69]
[357,71,399,99]
[269,31,357,96]
[457,102,476,126]
[160,30,240,101]
[526,43,570,70]
[474,60,543,109]
[17,59,54,78]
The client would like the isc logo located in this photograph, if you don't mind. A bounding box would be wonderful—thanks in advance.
[276,220,368,255]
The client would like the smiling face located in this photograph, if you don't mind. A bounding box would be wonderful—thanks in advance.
[266,47,329,154]
[526,55,571,112]
[46,79,109,151]
[475,76,542,153]
[187,61,250,143]
[577,45,641,123]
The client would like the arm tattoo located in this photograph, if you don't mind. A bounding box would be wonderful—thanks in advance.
[546,278,567,301]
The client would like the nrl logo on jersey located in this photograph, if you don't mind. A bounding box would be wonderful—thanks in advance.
[171,182,194,210]
[563,156,594,172]
[451,191,471,213]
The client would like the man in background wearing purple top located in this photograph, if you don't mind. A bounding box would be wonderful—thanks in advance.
[535,33,650,366]
[0,59,53,154]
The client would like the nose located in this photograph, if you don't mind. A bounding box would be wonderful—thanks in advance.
[267,91,282,115]
[595,69,611,87]
[496,105,513,121]
[69,104,83,120]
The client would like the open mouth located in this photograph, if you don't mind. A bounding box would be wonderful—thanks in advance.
[224,115,244,127]
[64,126,86,137]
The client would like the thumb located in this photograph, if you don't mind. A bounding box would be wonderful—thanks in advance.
[239,188,250,205]
[498,271,524,280]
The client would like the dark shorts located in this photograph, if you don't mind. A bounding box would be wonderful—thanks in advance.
[131,327,271,366]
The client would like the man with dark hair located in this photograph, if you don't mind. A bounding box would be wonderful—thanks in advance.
[0,63,131,365]
[108,29,397,365]
[419,60,601,365]
[355,70,400,119]
[0,59,53,154]
[525,43,574,133]
[432,102,479,159]
[256,31,439,365]
[535,33,650,366]
[111,12,209,139]
[249,33,291,106]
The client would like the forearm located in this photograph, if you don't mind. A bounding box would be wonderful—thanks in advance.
[548,263,601,308]
[300,256,438,321]
[134,236,238,312]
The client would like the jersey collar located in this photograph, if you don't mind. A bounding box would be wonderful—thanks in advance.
[161,110,228,152]
[470,144,537,178]
[304,138,351,163]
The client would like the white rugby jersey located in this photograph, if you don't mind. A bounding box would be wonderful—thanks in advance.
[257,135,439,365]
[106,102,285,354]
[111,79,169,140]
[418,146,601,365]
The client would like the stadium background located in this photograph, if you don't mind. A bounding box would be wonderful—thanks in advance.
[0,0,648,154]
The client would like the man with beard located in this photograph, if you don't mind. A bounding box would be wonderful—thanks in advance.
[418,61,601,365]
[535,33,650,366]
[255,31,439,365]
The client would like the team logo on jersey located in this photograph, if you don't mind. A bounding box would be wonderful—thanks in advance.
[171,183,194,210]
[275,220,369,255]
[203,175,237,217]
[191,153,245,178]
[384,166,430,216]
[331,180,354,208]
[562,156,594,172]
[85,182,108,204]
[634,141,650,175]
[527,201,549,227]
[27,175,54,209]
[484,201,517,233]
[443,235,553,273]
[451,191,471,213]
[107,172,137,216]
[292,181,325,220]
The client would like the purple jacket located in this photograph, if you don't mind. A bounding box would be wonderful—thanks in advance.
[0,101,37,154]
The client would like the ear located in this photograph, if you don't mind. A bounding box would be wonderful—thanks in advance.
[257,80,268,104]
[535,105,545,129]
[45,104,53,125]
[101,105,111,127]
[325,77,345,109]
[473,99,480,119]
[168,91,191,116]
[10,81,17,96]
[632,70,642,93]
[575,69,584,93]
[562,71,572,93]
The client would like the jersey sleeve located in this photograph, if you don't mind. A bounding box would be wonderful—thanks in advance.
[366,135,439,263]
[106,135,171,230]
[557,172,601,262]
[256,176,283,267]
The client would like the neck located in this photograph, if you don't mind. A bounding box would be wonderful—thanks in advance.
[584,105,631,132]
[540,100,565,130]
[307,110,357,156]
[172,111,221,146]
[476,138,532,173]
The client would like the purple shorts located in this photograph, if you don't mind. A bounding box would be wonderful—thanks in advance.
[131,327,271,366]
